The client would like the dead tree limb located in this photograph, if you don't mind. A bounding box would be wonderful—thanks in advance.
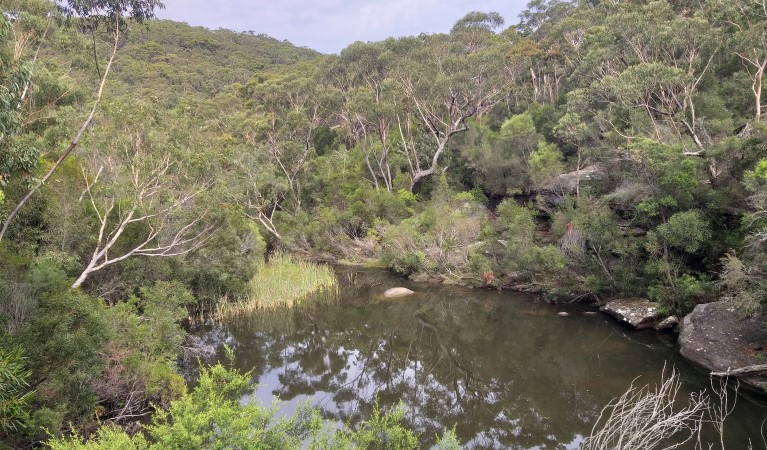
[711,364,767,377]
[0,16,120,242]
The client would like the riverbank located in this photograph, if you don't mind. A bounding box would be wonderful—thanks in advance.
[183,266,767,448]
[318,260,767,396]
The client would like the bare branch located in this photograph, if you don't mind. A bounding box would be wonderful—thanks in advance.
[71,153,214,289]
[1,16,122,242]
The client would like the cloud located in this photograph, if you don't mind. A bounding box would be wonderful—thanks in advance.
[157,0,527,53]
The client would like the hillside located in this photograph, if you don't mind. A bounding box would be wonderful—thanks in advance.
[112,20,320,98]
[2,0,767,447]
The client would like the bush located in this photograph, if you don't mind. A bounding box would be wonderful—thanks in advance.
[493,200,564,284]
[0,346,33,433]
[49,363,459,449]
[380,180,489,282]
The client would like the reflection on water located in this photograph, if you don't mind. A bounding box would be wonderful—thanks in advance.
[186,267,767,449]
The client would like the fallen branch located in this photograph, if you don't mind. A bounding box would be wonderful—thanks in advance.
[711,364,767,377]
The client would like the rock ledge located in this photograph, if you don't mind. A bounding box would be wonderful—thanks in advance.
[600,298,662,330]
[679,302,767,391]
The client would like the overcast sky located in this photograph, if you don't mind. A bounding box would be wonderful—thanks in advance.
[157,0,529,54]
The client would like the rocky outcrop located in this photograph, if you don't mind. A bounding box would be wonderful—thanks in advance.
[679,302,767,392]
[536,164,608,212]
[600,298,663,330]
[384,287,415,298]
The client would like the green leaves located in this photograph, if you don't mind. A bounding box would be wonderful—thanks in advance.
[56,0,164,25]
[628,138,703,209]
[0,14,36,187]
[653,210,711,254]
[0,346,33,432]
[528,141,564,186]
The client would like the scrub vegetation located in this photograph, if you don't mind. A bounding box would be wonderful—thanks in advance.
[1,0,766,447]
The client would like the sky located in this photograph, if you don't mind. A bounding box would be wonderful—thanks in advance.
[157,0,529,54]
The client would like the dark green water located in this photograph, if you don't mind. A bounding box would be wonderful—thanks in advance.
[187,267,767,449]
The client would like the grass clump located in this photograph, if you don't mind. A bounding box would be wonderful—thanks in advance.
[217,252,338,318]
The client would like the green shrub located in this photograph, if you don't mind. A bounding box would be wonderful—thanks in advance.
[0,346,33,433]
[49,363,458,449]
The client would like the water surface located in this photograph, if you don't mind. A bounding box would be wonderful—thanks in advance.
[187,267,767,449]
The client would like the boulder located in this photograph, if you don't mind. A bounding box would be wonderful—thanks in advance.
[384,287,415,298]
[536,164,608,212]
[653,315,679,332]
[679,302,767,391]
[600,298,662,330]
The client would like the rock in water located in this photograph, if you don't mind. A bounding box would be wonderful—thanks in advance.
[600,298,662,330]
[384,287,415,298]
[679,302,767,391]
[653,315,679,332]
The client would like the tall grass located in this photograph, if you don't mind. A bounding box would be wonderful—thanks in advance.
[216,252,339,318]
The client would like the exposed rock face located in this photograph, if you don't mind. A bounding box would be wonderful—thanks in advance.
[536,164,608,212]
[600,298,662,330]
[384,287,415,298]
[679,302,767,391]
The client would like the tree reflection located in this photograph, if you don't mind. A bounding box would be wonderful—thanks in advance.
[187,268,734,449]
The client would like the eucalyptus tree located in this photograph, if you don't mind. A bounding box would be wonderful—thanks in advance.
[707,0,767,122]
[0,0,60,205]
[0,0,163,241]
[517,0,579,103]
[333,41,400,192]
[585,1,720,152]
[344,82,400,192]
[395,13,514,190]
[238,66,336,239]
[0,14,31,205]
[71,98,215,289]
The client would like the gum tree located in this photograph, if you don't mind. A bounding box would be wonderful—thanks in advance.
[0,0,163,241]
[396,13,513,190]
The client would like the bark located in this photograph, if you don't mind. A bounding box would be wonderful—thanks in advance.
[72,157,214,289]
[737,53,767,123]
[0,19,120,242]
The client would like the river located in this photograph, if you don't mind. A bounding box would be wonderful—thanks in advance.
[185,267,767,449]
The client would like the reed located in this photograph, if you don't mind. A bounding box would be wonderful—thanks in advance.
[216,252,339,318]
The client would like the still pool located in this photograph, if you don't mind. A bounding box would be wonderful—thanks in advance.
[186,267,767,449]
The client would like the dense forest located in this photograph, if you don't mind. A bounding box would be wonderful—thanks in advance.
[1,0,767,447]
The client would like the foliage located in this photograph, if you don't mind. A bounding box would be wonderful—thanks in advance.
[342,400,419,449]
[19,279,107,435]
[6,0,767,442]
[0,14,35,191]
[381,179,489,283]
[528,141,564,187]
[216,252,339,317]
[492,199,564,287]
[49,363,456,449]
[0,346,34,433]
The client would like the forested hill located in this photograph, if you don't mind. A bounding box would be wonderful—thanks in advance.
[3,0,767,447]
[111,20,321,98]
